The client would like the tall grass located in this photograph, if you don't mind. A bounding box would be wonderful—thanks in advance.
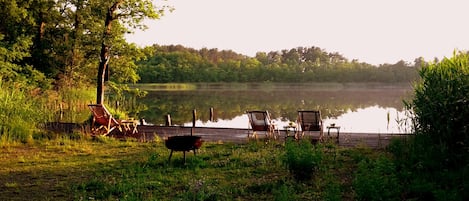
[37,83,139,126]
[410,51,469,167]
[48,86,96,123]
[0,82,96,144]
[388,51,469,200]
[0,82,49,144]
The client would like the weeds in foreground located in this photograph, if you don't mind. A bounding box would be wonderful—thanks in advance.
[3,134,466,201]
[1,138,376,200]
[353,155,401,200]
[282,139,323,181]
[5,134,464,201]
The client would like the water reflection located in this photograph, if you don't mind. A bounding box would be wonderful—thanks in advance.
[181,106,412,133]
[137,83,413,133]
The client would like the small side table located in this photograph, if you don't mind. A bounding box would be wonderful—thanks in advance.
[326,125,340,142]
[120,119,139,134]
[283,125,298,139]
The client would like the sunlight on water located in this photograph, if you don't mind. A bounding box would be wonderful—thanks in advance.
[185,105,412,134]
[321,106,412,133]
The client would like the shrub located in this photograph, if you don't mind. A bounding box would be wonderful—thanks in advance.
[282,139,323,181]
[390,51,469,200]
[409,51,469,167]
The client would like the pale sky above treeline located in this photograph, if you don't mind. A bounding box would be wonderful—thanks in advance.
[127,0,469,65]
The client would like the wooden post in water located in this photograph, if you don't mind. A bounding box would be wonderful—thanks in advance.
[59,102,64,121]
[191,109,197,136]
[165,114,172,126]
[209,107,214,122]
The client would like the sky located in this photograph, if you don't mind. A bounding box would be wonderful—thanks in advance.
[126,0,469,65]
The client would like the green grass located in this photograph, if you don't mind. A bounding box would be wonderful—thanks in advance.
[0,137,383,201]
[0,82,50,144]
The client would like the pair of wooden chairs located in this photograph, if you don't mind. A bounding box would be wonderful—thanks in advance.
[246,110,323,140]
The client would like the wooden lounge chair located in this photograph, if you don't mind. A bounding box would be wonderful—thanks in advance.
[297,110,324,140]
[88,104,138,136]
[246,110,279,139]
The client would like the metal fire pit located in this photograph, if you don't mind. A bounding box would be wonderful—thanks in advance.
[165,135,203,163]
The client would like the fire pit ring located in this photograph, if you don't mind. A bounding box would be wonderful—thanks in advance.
[165,135,203,163]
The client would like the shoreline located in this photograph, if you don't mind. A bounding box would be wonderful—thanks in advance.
[44,123,411,149]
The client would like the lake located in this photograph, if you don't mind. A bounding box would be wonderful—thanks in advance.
[135,83,414,134]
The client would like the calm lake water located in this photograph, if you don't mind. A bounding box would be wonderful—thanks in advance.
[136,83,414,134]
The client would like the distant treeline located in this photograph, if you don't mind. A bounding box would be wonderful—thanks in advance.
[138,45,421,83]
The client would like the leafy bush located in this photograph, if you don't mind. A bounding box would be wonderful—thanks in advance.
[282,139,323,181]
[409,51,469,167]
[389,51,469,200]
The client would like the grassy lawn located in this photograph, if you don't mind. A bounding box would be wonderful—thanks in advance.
[0,136,382,201]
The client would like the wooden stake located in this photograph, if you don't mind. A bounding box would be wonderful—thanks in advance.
[165,114,172,126]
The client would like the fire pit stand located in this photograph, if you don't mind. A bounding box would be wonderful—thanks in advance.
[165,135,203,163]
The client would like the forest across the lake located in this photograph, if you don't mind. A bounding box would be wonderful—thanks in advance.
[137,45,420,83]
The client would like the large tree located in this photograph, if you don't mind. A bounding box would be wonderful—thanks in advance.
[0,0,48,88]
[95,0,167,104]
[0,0,168,102]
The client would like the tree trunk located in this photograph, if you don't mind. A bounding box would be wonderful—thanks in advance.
[96,1,122,104]
[96,43,109,104]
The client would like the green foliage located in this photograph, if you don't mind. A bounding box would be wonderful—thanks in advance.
[386,51,469,201]
[0,82,50,144]
[273,182,297,201]
[105,81,148,112]
[137,45,420,83]
[322,173,342,201]
[389,135,468,200]
[0,3,50,88]
[282,139,323,181]
[353,156,401,201]
[409,51,469,167]
[0,0,169,97]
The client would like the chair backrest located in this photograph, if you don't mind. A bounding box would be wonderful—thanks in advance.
[246,110,271,131]
[298,110,322,131]
[88,104,119,126]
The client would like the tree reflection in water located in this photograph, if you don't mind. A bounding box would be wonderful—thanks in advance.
[136,83,413,133]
